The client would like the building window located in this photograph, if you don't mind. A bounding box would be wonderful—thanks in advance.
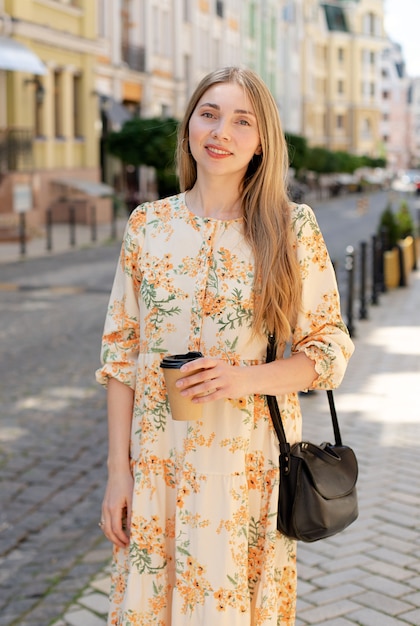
[370,82,375,97]
[362,118,372,138]
[53,70,64,138]
[73,74,83,138]
[338,47,344,62]
[249,2,256,38]
[323,5,349,32]
[338,79,344,95]
[270,15,276,49]
[183,0,190,21]
[363,12,378,36]
[152,6,159,54]
[370,51,375,65]
[98,0,106,36]
[337,114,344,129]
[216,0,224,18]
[162,10,171,57]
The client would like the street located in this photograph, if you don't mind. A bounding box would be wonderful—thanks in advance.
[0,246,118,625]
[0,190,419,625]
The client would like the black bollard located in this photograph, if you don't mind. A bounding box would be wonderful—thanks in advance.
[69,205,76,247]
[359,241,368,320]
[19,212,26,257]
[371,235,379,305]
[46,208,53,251]
[379,228,387,293]
[111,198,117,240]
[90,204,97,242]
[397,244,406,287]
[345,245,355,337]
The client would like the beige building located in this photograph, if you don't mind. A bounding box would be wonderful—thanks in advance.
[301,0,386,157]
[0,0,111,232]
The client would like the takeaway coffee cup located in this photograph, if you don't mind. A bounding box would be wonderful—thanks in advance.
[160,352,204,421]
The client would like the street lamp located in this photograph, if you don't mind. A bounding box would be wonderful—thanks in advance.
[24,77,45,104]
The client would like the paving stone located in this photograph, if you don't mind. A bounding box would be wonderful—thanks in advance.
[366,547,418,569]
[78,592,109,615]
[362,560,416,582]
[307,583,365,606]
[400,608,420,624]
[63,608,106,626]
[90,576,111,596]
[354,590,414,616]
[314,568,369,588]
[347,607,410,625]
[298,599,361,623]
[360,574,414,598]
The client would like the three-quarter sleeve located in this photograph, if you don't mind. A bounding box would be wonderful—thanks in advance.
[291,203,354,390]
[95,206,146,389]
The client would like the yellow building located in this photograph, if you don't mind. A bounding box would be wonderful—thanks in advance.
[302,0,385,157]
[0,0,111,231]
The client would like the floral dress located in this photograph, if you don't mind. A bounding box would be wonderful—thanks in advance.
[96,192,354,626]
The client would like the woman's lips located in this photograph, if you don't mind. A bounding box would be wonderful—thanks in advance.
[205,144,232,157]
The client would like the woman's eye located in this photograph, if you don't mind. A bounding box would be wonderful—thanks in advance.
[238,119,251,126]
[202,111,214,119]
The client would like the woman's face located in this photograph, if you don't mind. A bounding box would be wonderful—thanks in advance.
[188,82,262,183]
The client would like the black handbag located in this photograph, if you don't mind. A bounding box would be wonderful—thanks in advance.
[266,335,358,542]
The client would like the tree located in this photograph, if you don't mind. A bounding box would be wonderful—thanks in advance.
[106,117,180,197]
[285,133,308,173]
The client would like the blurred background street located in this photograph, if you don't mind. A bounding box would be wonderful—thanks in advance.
[2,0,420,624]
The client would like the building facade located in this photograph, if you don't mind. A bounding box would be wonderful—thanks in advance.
[408,78,420,169]
[0,0,113,229]
[0,0,416,229]
[380,40,410,172]
[301,0,385,156]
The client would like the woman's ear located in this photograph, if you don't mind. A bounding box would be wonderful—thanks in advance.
[255,145,262,156]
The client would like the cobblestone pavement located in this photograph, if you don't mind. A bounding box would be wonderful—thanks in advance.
[0,241,119,626]
[1,213,420,626]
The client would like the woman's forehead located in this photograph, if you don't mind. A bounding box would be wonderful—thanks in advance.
[196,82,255,112]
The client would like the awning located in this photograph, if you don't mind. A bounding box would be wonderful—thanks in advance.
[53,179,114,197]
[0,36,46,74]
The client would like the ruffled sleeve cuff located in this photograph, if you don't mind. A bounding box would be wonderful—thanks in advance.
[95,362,137,390]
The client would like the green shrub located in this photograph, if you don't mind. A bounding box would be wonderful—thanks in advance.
[377,204,399,250]
[395,201,414,238]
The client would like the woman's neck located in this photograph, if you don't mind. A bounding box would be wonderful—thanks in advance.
[186,183,243,220]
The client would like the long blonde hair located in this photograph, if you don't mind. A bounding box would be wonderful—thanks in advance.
[176,66,301,344]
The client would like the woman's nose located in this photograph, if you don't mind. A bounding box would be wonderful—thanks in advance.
[211,119,230,140]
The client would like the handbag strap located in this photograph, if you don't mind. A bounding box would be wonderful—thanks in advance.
[266,334,343,451]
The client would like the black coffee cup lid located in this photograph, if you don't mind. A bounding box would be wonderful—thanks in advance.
[160,351,203,369]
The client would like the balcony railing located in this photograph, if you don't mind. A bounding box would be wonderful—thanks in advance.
[0,128,34,173]
[121,44,146,73]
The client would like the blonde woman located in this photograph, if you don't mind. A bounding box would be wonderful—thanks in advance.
[97,66,354,625]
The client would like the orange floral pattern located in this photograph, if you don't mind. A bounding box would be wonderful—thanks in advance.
[96,194,354,625]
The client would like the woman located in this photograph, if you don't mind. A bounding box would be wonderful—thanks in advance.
[96,66,354,625]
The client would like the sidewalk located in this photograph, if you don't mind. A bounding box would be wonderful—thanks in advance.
[47,266,420,625]
[0,217,128,265]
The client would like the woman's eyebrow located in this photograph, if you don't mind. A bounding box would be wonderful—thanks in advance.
[198,102,255,116]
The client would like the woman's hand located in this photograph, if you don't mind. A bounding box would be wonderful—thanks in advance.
[176,352,318,400]
[176,357,250,402]
[101,469,134,548]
